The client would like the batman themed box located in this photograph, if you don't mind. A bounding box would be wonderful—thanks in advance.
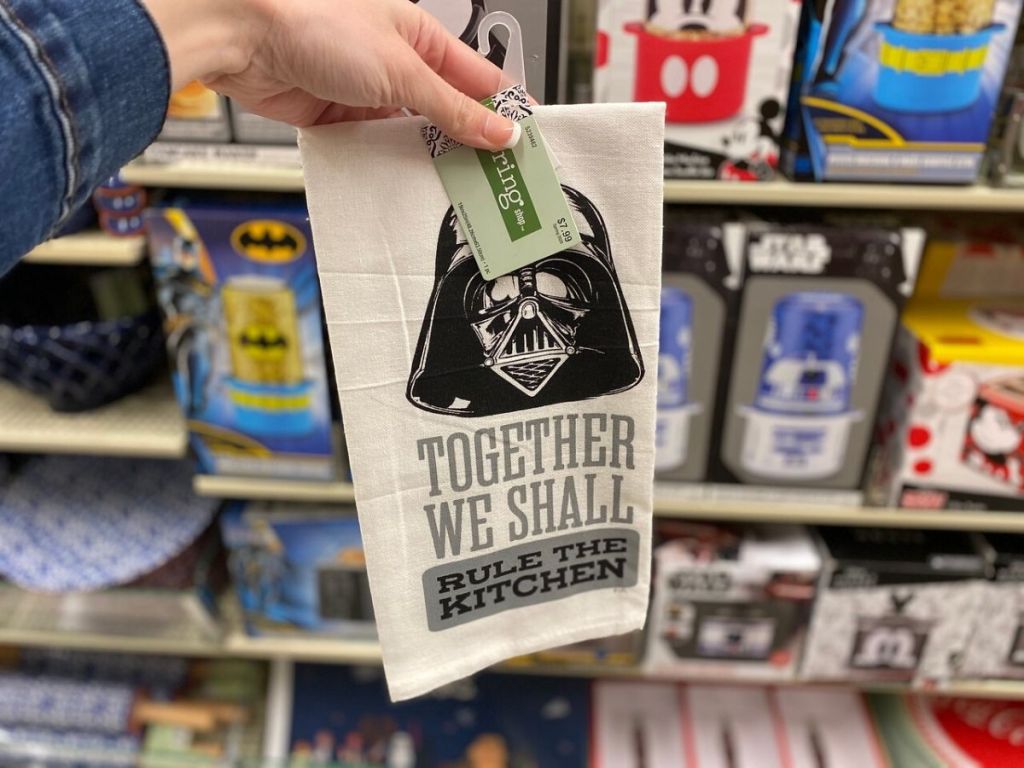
[594,0,802,179]
[413,0,568,103]
[711,220,923,495]
[146,202,336,480]
[645,521,821,681]
[220,502,374,638]
[801,527,989,687]
[793,0,1023,184]
[656,209,745,483]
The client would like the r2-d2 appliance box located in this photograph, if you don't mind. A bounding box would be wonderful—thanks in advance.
[801,527,989,688]
[414,0,567,103]
[657,210,745,483]
[713,222,923,495]
[646,522,821,681]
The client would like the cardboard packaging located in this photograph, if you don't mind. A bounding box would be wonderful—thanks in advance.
[594,0,801,180]
[913,214,1024,301]
[868,299,1024,510]
[228,101,298,145]
[146,203,336,480]
[963,533,1024,680]
[801,527,989,687]
[774,688,889,768]
[795,0,1023,183]
[713,221,923,495]
[160,82,232,143]
[220,502,373,638]
[657,210,745,482]
[645,522,821,681]
[415,0,567,103]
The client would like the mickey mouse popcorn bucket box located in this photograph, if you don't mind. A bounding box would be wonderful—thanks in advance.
[595,0,801,179]
[147,203,336,481]
[798,0,1022,183]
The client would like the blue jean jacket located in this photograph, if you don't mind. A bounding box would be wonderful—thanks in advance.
[0,0,169,271]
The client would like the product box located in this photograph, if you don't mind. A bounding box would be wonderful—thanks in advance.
[505,631,643,669]
[228,101,298,145]
[159,82,232,142]
[288,664,590,766]
[657,210,745,482]
[914,215,1024,300]
[646,522,821,681]
[220,502,373,638]
[146,203,336,479]
[868,694,1024,766]
[801,527,990,687]
[415,0,567,103]
[797,0,1023,183]
[963,533,1024,680]
[868,299,1024,510]
[774,688,889,768]
[594,0,801,179]
[713,221,923,493]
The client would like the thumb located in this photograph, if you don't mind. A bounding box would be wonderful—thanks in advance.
[400,56,521,152]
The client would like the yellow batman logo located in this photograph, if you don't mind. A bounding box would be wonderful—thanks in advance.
[231,220,306,262]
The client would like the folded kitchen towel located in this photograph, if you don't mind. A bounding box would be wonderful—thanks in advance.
[301,103,664,700]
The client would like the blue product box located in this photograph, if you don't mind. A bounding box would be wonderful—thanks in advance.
[146,204,336,479]
[219,502,374,637]
[288,664,590,765]
[797,0,1022,183]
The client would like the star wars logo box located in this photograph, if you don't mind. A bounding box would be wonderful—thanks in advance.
[797,0,1023,183]
[868,299,1024,511]
[413,0,568,103]
[801,527,989,687]
[645,521,821,681]
[656,209,746,482]
[146,202,336,480]
[594,0,801,180]
[300,102,663,700]
[962,533,1024,680]
[711,221,923,498]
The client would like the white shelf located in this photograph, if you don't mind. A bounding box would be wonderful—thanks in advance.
[24,232,145,266]
[0,379,187,458]
[122,159,304,192]
[194,473,355,503]
[663,179,1024,211]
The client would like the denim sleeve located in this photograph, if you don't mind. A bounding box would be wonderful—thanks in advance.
[0,0,170,270]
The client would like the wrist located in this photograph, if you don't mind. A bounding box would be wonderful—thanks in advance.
[141,0,272,91]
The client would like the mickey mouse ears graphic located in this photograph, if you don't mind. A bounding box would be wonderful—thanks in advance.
[407,185,644,417]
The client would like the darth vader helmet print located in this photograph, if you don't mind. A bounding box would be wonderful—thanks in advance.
[407,186,644,417]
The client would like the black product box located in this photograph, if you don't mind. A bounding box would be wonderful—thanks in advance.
[963,533,1024,680]
[710,221,923,494]
[416,0,567,103]
[657,209,745,483]
[645,521,821,681]
[801,527,989,687]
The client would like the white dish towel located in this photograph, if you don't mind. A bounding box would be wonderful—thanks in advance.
[301,103,664,700]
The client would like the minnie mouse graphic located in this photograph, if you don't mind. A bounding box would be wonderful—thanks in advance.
[963,381,1024,490]
[719,99,781,180]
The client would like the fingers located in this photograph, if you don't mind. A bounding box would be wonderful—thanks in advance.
[399,53,520,152]
[409,10,509,99]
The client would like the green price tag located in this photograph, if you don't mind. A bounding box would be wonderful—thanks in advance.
[423,86,580,280]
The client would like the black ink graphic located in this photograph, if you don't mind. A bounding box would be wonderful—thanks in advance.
[235,227,300,259]
[407,186,644,417]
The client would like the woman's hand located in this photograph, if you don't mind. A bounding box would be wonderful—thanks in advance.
[142,0,520,150]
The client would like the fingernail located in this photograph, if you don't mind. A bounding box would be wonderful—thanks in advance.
[501,121,522,150]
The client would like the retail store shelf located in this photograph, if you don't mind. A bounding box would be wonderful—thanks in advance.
[224,633,383,665]
[664,179,1024,211]
[196,475,1024,531]
[23,232,146,266]
[122,161,305,192]
[0,379,187,458]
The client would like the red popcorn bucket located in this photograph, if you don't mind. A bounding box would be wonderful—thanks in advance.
[625,22,768,124]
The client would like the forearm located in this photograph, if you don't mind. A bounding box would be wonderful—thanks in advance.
[0,0,169,265]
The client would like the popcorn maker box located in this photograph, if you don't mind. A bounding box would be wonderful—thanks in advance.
[868,298,1024,510]
[798,0,1023,183]
[146,203,335,480]
[594,0,802,180]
